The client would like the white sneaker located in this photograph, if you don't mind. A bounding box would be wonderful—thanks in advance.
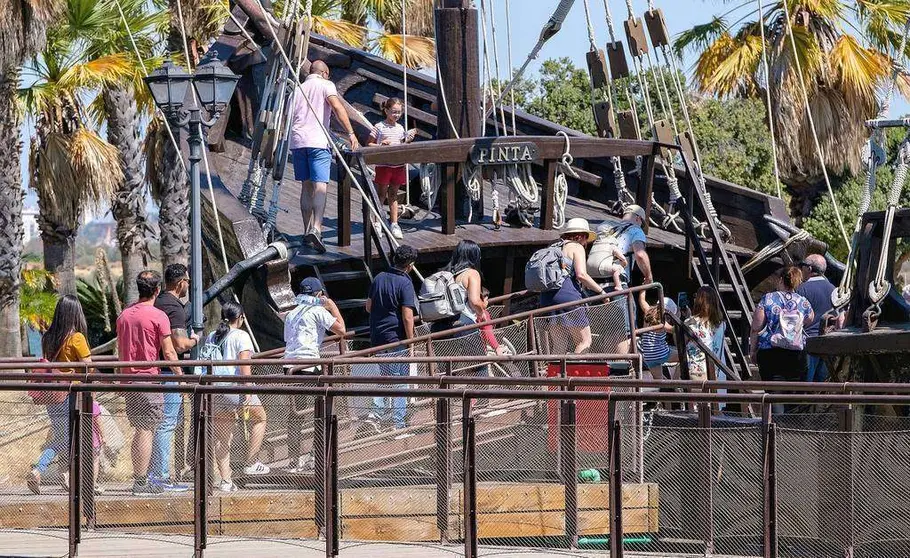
[289,453,315,474]
[243,462,271,475]
[218,479,238,492]
[390,223,403,239]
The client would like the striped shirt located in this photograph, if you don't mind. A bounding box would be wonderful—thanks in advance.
[638,330,671,365]
[370,120,407,169]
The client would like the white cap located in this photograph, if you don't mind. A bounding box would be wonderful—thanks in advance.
[663,297,678,316]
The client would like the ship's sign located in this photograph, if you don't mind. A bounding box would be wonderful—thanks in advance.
[470,142,539,166]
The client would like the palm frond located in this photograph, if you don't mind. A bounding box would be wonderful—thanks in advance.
[829,34,888,99]
[374,33,435,68]
[313,16,368,47]
[674,16,729,58]
[57,52,132,90]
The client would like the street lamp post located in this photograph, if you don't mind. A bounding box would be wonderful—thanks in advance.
[144,59,239,346]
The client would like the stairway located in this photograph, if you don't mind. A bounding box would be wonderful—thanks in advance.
[691,253,755,379]
[306,258,374,338]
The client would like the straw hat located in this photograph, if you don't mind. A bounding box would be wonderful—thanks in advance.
[560,217,596,243]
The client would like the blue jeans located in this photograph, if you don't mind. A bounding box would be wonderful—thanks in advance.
[806,355,829,383]
[371,350,409,428]
[150,387,183,480]
[36,398,70,473]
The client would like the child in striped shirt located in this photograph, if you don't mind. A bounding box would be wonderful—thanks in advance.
[368,97,416,239]
[637,292,678,380]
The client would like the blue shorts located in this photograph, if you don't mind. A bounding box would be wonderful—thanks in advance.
[291,147,333,183]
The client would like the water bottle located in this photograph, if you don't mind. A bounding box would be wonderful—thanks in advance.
[578,469,601,483]
[296,294,322,307]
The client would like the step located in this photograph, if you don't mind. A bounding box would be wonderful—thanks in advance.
[726,310,744,320]
[336,298,369,310]
[717,283,736,293]
[320,270,371,282]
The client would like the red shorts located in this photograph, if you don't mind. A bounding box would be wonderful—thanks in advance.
[374,165,407,186]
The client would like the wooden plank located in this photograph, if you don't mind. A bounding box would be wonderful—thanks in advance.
[374,93,438,127]
[342,516,442,542]
[360,137,659,166]
[219,519,319,538]
[219,492,316,521]
[95,496,194,525]
[541,160,557,230]
[0,501,68,529]
[338,162,352,247]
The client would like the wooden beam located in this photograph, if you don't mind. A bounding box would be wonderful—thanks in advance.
[441,163,457,235]
[541,160,557,230]
[435,5,480,140]
[359,137,659,166]
[638,154,657,235]
[338,161,352,247]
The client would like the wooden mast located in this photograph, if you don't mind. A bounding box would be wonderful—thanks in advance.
[435,0,481,233]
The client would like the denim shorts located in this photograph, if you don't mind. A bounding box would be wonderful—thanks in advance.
[291,147,333,183]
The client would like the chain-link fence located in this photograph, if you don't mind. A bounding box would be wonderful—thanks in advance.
[11,373,910,557]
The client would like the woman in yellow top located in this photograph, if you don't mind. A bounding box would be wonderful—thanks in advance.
[27,295,93,495]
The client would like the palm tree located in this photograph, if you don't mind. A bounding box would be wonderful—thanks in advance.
[81,0,164,303]
[676,1,910,203]
[21,16,128,295]
[0,0,63,358]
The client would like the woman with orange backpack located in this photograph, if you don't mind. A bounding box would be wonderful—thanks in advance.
[27,295,93,494]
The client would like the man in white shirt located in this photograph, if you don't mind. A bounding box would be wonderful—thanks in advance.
[289,60,360,253]
[283,277,345,472]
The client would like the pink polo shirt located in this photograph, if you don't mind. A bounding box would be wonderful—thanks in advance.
[116,302,171,376]
[289,74,338,150]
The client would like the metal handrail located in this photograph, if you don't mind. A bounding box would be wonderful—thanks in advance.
[343,282,665,358]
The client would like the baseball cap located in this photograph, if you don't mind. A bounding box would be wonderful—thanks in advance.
[663,297,678,317]
[624,204,647,223]
[299,277,324,295]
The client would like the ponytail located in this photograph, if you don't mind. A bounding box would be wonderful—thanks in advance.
[212,301,244,345]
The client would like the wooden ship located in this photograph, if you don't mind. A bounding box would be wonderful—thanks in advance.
[195,0,817,387]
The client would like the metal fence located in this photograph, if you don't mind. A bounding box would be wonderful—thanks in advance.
[5,361,910,557]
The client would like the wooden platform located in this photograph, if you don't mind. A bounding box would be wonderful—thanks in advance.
[207,140,753,271]
[0,532,762,558]
[807,323,910,356]
[0,482,657,542]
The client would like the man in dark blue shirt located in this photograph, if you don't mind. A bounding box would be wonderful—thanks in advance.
[365,245,418,430]
[796,254,835,382]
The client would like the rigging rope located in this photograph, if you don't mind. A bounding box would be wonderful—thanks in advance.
[780,0,850,248]
[831,15,910,312]
[552,131,575,229]
[505,0,517,135]
[485,0,509,133]
[756,0,782,199]
[239,1,427,281]
[176,0,261,351]
[868,135,910,306]
[486,0,576,121]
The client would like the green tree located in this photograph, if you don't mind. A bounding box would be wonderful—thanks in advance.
[0,1,63,358]
[503,58,779,197]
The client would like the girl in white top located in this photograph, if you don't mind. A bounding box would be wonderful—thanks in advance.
[207,302,270,491]
[368,97,416,239]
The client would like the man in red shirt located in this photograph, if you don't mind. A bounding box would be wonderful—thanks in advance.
[116,270,181,496]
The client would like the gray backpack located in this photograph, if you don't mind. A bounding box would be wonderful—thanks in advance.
[525,241,568,293]
[418,270,467,322]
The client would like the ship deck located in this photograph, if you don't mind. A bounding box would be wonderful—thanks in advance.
[207,141,754,270]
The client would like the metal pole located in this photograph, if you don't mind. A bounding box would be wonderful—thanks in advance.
[188,109,204,349]
[194,385,209,558]
[315,389,326,537]
[608,399,624,558]
[68,392,81,557]
[698,403,715,554]
[435,394,452,542]
[325,395,339,557]
[81,389,95,529]
[561,397,578,548]
[762,402,777,558]
[463,398,477,558]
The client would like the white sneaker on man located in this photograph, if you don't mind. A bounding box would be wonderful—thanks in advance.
[289,453,315,474]
[390,223,403,239]
[243,462,271,475]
